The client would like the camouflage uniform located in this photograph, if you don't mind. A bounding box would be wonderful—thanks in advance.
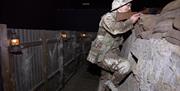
[87,11,134,91]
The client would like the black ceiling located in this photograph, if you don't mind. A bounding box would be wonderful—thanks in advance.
[0,0,173,32]
[55,0,112,9]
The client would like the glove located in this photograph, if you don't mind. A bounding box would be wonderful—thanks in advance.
[104,58,118,66]
[114,61,131,74]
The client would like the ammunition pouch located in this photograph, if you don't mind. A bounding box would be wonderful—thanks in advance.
[87,33,114,63]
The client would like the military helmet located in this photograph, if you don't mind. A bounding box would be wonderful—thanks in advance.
[111,0,133,11]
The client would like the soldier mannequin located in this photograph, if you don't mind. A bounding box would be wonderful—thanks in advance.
[87,0,141,91]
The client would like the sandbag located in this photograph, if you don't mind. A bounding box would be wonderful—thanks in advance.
[173,16,180,30]
[161,0,180,13]
[165,27,180,46]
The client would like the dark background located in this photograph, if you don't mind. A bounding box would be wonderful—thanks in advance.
[0,0,172,32]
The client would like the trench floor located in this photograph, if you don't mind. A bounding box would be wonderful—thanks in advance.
[63,62,101,91]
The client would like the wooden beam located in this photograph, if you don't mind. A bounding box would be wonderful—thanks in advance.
[21,39,59,49]
[0,24,15,91]
[41,32,48,91]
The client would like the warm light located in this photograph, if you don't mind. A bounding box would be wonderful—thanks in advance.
[62,34,67,38]
[60,32,68,40]
[80,33,86,38]
[60,32,67,39]
[10,38,20,46]
[82,33,86,37]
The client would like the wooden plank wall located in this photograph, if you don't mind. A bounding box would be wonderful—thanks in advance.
[8,29,63,91]
[0,24,96,91]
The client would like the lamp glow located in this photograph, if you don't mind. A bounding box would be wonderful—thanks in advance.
[82,33,86,37]
[10,38,20,46]
[60,32,67,39]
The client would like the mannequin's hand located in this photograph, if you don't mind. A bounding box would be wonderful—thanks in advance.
[130,13,142,23]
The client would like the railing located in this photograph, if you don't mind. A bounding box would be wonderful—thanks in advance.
[0,24,95,91]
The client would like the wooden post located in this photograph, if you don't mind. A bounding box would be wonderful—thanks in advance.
[0,24,14,91]
[41,32,48,91]
[53,35,65,91]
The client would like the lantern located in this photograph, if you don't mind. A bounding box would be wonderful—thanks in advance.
[9,31,22,54]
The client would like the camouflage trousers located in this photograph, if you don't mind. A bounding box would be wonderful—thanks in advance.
[97,70,112,91]
[97,48,130,91]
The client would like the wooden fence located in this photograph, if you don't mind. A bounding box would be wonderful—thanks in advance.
[0,24,95,91]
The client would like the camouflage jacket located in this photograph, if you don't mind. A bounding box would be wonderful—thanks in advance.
[87,11,134,64]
